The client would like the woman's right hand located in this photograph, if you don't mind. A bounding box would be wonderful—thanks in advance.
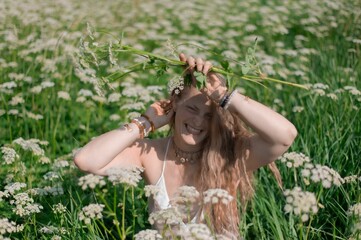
[144,99,174,130]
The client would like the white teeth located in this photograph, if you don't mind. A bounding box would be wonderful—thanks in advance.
[186,124,201,134]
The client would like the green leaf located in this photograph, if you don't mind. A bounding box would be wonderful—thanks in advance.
[242,65,250,75]
[194,72,206,89]
[220,60,230,71]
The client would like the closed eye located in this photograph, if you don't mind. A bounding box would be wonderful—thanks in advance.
[187,106,197,112]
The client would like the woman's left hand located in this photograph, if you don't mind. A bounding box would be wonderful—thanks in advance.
[179,53,228,103]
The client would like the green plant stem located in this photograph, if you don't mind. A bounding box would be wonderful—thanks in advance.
[121,187,127,240]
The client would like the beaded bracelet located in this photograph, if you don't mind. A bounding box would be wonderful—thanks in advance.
[223,90,237,110]
[131,118,146,139]
[220,90,237,109]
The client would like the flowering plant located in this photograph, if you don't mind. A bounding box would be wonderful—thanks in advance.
[78,27,307,96]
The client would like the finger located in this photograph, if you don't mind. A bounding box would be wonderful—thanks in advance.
[187,56,196,71]
[179,53,187,62]
[203,61,212,75]
[196,57,203,72]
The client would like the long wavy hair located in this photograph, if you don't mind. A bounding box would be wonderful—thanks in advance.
[168,84,281,237]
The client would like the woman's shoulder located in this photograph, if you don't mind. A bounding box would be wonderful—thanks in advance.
[139,137,171,184]
[138,137,171,161]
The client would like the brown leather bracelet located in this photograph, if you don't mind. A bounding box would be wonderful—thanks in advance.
[141,114,155,132]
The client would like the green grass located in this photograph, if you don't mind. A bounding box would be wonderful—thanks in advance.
[0,0,360,239]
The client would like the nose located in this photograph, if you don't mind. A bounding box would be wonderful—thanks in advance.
[192,114,204,127]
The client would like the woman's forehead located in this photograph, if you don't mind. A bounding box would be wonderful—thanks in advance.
[181,87,212,106]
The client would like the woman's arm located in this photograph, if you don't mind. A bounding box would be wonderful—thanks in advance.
[227,93,297,171]
[179,53,297,171]
[74,100,174,175]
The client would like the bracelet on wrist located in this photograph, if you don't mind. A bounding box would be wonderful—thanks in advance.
[220,90,237,109]
[131,118,146,139]
[223,90,237,110]
[141,114,155,132]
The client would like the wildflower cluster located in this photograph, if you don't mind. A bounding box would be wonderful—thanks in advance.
[106,166,144,187]
[283,187,318,222]
[1,146,19,165]
[78,174,106,190]
[0,218,24,237]
[134,229,163,240]
[144,185,163,198]
[301,163,344,188]
[203,188,233,205]
[171,185,200,206]
[78,203,105,224]
[179,223,214,240]
[10,193,43,217]
[167,76,184,94]
[52,203,67,214]
[348,203,361,219]
[12,137,46,156]
[278,152,311,168]
[148,207,183,226]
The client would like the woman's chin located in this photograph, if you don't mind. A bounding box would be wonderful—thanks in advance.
[180,133,205,146]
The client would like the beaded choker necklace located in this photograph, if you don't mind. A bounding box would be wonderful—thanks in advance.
[172,138,203,164]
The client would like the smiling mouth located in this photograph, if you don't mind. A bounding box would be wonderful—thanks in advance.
[185,124,203,135]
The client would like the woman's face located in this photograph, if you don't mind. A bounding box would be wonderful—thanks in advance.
[173,86,213,150]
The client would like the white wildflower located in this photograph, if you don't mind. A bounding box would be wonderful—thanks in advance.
[167,76,184,94]
[78,174,106,190]
[292,106,304,113]
[4,182,27,195]
[53,160,69,169]
[30,86,43,94]
[78,89,94,97]
[283,187,318,222]
[171,186,200,206]
[120,102,145,111]
[78,203,105,224]
[0,109,5,116]
[34,186,64,196]
[109,114,121,121]
[106,166,144,187]
[134,229,163,240]
[313,83,329,89]
[57,91,71,100]
[41,81,55,88]
[278,152,311,168]
[148,207,183,226]
[9,96,24,106]
[144,185,163,198]
[301,164,344,188]
[203,188,233,205]
[39,225,58,234]
[1,147,19,164]
[10,193,43,217]
[0,218,24,235]
[76,96,86,103]
[43,171,60,181]
[92,95,107,103]
[108,92,121,102]
[52,203,67,214]
[39,156,51,164]
[348,203,361,219]
[8,109,19,115]
[126,111,140,120]
[12,137,45,156]
[343,175,360,184]
[179,223,213,239]
[26,111,43,120]
[326,93,338,100]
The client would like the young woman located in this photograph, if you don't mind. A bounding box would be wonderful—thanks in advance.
[74,53,298,238]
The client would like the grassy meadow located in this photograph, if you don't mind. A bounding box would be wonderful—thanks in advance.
[0,0,360,239]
